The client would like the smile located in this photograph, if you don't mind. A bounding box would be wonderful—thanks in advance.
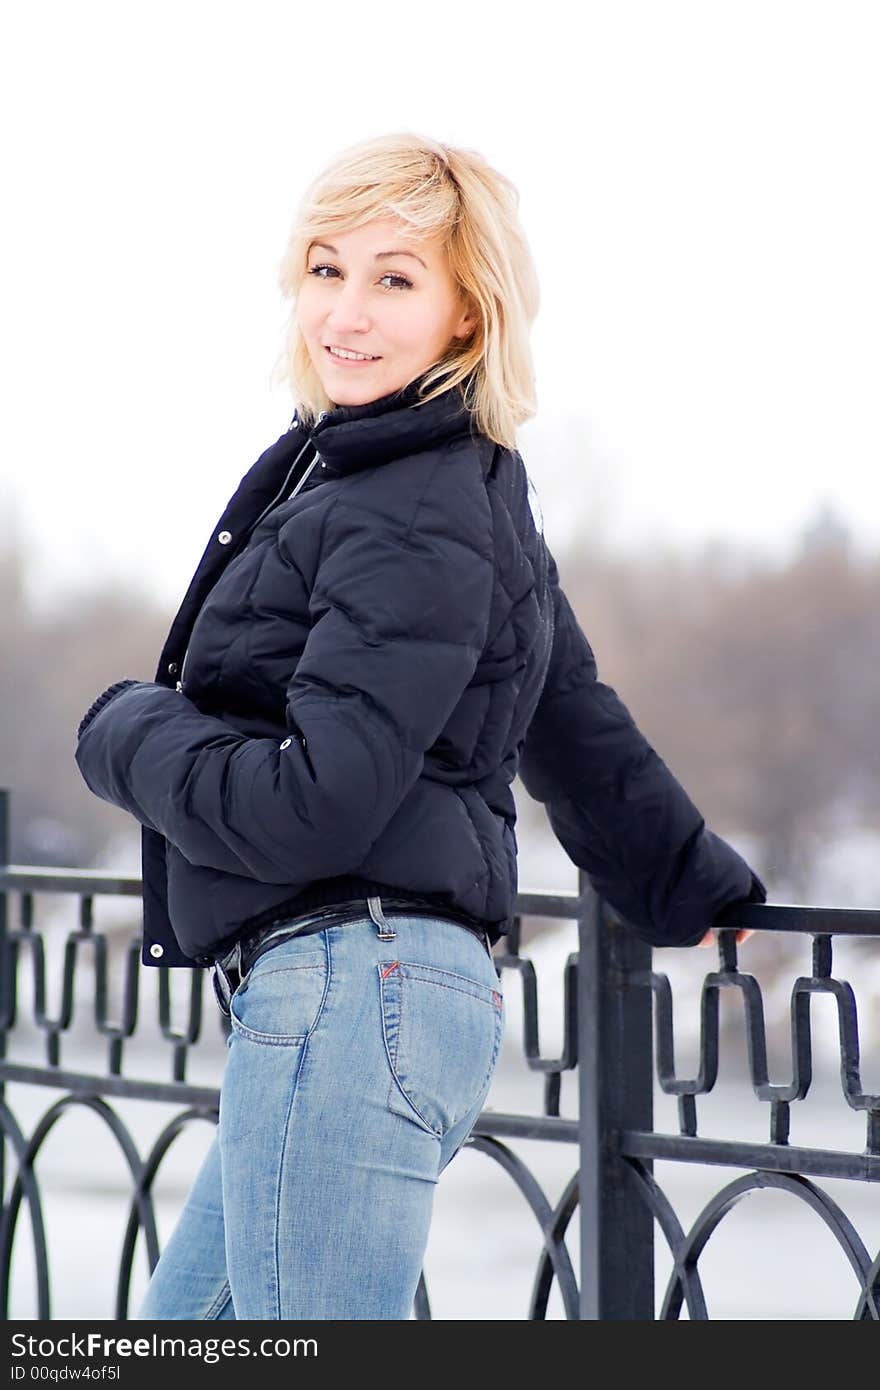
[326,345,382,363]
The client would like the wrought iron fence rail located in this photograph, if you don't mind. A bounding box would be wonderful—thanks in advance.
[713,900,880,935]
[621,1130,880,1182]
[1,867,142,897]
[0,1061,220,1109]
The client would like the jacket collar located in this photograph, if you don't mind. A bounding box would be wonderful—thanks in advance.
[300,369,476,475]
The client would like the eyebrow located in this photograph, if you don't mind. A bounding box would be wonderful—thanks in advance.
[310,241,428,270]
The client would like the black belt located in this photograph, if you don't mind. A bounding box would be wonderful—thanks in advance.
[212,896,491,1017]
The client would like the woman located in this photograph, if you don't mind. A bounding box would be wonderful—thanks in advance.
[74,132,764,1320]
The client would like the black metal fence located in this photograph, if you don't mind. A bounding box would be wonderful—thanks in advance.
[1,787,878,1319]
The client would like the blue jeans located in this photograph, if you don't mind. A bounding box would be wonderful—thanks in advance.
[135,898,504,1320]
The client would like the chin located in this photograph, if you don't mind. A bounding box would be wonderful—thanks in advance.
[323,372,407,408]
[324,382,381,406]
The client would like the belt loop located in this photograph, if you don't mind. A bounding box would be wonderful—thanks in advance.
[367,894,397,940]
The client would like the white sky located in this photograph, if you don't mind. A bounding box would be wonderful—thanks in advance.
[2,0,878,617]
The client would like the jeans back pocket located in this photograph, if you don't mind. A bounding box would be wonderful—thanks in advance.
[378,960,504,1138]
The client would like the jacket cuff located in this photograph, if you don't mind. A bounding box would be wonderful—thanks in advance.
[77,680,140,741]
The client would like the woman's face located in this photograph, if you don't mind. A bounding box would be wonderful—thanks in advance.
[296,217,476,407]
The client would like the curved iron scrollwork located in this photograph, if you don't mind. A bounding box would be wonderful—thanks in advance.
[624,1161,880,1320]
[1,788,879,1319]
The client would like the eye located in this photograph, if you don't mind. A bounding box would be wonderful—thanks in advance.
[307,264,412,291]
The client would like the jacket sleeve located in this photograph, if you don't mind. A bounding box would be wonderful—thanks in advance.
[74,466,495,881]
[518,547,765,947]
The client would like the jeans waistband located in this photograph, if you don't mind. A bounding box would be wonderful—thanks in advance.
[212,895,491,1019]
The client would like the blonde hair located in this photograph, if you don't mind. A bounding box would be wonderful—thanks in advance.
[273,132,540,450]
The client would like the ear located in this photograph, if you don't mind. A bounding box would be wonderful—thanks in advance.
[453,307,478,341]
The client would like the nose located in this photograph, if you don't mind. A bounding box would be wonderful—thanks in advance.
[324,279,372,334]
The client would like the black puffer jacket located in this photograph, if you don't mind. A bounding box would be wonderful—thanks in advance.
[74,374,764,968]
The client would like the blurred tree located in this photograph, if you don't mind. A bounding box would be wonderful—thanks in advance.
[555,534,880,898]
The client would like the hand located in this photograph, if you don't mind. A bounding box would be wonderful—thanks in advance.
[698,871,766,947]
[697,927,754,948]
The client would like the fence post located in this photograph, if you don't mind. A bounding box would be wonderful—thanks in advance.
[578,871,655,1318]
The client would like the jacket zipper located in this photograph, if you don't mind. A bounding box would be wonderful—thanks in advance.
[175,436,320,693]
